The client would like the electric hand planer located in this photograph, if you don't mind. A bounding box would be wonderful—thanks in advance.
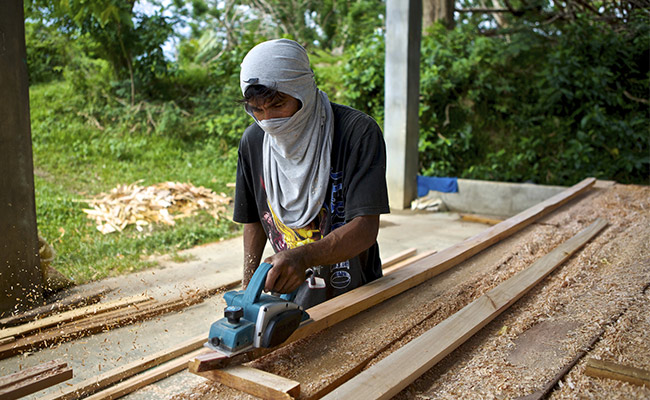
[205,262,309,356]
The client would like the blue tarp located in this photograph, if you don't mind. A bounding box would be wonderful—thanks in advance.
[417,176,458,197]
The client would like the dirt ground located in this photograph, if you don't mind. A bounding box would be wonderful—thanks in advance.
[175,182,650,400]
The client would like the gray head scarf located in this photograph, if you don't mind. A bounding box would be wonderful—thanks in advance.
[240,39,334,229]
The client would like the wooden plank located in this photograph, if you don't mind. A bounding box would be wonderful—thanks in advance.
[41,336,207,400]
[40,280,240,400]
[323,218,607,400]
[82,349,207,400]
[584,358,650,387]
[196,365,300,400]
[0,360,73,400]
[0,288,109,328]
[0,298,185,360]
[190,178,596,373]
[0,280,240,360]
[0,294,150,341]
[460,213,503,225]
[381,248,417,269]
[382,250,436,275]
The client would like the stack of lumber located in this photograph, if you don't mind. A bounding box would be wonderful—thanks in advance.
[0,360,72,400]
[0,280,238,361]
[0,289,109,328]
[82,181,232,234]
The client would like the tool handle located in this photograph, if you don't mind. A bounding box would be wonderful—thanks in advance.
[243,262,274,305]
[243,262,300,304]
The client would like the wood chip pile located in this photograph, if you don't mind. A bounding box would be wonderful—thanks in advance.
[82,181,232,234]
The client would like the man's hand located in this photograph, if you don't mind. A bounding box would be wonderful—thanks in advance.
[263,247,308,293]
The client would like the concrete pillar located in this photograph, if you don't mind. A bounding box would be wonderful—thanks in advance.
[385,0,422,209]
[0,0,44,316]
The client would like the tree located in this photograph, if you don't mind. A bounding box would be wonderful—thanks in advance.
[25,0,174,104]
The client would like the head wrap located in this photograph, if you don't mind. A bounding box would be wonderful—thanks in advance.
[240,39,334,229]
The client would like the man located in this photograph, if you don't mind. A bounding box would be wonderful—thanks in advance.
[233,39,389,309]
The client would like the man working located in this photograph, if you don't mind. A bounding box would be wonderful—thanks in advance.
[233,39,389,309]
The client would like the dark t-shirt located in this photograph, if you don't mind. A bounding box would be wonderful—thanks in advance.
[233,103,390,308]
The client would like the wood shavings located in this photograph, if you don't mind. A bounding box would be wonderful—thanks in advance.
[82,181,232,234]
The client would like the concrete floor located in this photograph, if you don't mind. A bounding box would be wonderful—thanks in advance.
[0,210,490,400]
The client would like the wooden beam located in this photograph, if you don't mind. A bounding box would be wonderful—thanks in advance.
[0,360,72,400]
[190,178,596,373]
[42,336,207,400]
[459,213,503,225]
[0,288,109,328]
[0,294,150,341]
[82,349,207,400]
[383,250,436,275]
[381,248,417,269]
[0,280,240,360]
[40,280,240,400]
[195,365,300,400]
[323,218,607,400]
[0,297,182,360]
[585,358,650,387]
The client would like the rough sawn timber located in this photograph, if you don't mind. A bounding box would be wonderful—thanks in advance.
[584,358,650,387]
[323,218,608,400]
[0,288,109,328]
[0,294,150,341]
[195,365,300,400]
[190,177,596,373]
[0,359,73,400]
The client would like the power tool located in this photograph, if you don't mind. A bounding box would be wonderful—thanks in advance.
[205,262,309,356]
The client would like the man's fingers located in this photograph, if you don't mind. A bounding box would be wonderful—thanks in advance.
[265,265,280,292]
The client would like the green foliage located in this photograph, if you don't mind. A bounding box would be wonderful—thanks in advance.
[417,12,649,185]
[339,35,386,125]
[30,81,240,283]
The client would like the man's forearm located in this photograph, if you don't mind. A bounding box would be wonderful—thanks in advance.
[309,214,378,265]
[290,215,379,267]
[243,222,267,287]
[262,214,379,293]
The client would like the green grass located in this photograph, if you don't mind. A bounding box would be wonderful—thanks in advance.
[30,81,242,284]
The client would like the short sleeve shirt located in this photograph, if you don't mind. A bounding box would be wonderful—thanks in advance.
[233,103,390,308]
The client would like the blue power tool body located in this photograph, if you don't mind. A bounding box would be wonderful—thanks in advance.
[205,262,310,356]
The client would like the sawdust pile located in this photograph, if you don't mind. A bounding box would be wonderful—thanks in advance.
[174,183,649,400]
[82,181,231,234]
[398,183,650,399]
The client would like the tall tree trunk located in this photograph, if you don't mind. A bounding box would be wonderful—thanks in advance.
[423,0,455,30]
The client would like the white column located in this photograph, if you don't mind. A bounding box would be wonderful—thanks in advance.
[385,0,422,209]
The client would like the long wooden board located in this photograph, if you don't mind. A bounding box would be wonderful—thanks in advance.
[382,249,436,275]
[0,280,241,361]
[0,360,73,400]
[323,218,607,400]
[381,248,416,269]
[0,298,184,360]
[195,366,300,400]
[191,178,596,373]
[0,288,109,328]
[584,358,650,386]
[41,337,207,400]
[82,349,207,400]
[0,294,150,341]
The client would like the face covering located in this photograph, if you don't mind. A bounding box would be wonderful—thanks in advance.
[256,117,292,135]
[240,39,334,229]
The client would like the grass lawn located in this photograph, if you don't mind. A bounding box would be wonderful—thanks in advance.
[30,81,242,285]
